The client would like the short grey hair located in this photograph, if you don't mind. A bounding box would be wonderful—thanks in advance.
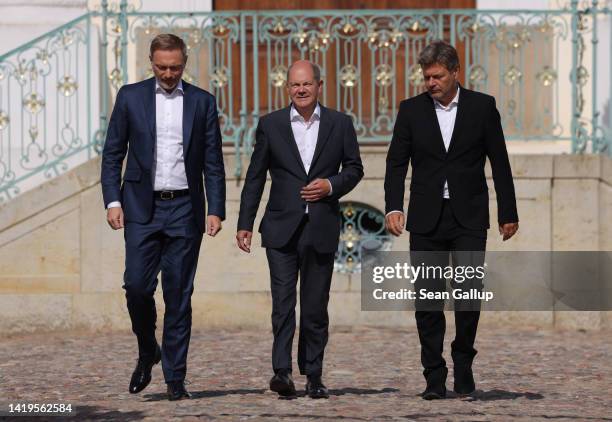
[418,40,460,71]
[286,61,321,83]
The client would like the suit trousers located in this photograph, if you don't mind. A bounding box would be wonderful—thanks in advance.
[265,215,335,377]
[409,199,487,382]
[123,195,203,383]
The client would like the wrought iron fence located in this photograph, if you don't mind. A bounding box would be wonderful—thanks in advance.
[0,14,100,201]
[1,0,611,201]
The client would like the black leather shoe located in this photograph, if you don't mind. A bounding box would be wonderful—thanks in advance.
[129,344,161,394]
[167,381,191,401]
[421,367,447,400]
[305,376,329,399]
[454,366,476,395]
[421,386,447,400]
[269,370,297,398]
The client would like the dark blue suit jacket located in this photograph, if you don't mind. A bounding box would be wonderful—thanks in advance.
[101,77,226,233]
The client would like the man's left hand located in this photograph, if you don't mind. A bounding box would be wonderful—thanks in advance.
[499,222,518,241]
[300,179,331,202]
[207,215,222,237]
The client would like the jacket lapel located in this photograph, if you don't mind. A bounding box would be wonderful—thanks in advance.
[143,77,156,142]
[446,87,466,155]
[182,80,197,156]
[309,105,334,175]
[423,94,448,156]
[279,107,307,176]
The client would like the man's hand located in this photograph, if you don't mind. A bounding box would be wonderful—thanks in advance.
[300,179,331,202]
[236,230,253,253]
[385,212,405,237]
[207,215,222,237]
[107,207,124,230]
[499,222,519,241]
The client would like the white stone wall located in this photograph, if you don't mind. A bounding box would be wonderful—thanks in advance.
[0,150,610,335]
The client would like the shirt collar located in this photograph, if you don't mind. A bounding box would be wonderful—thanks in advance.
[155,79,184,96]
[290,103,321,122]
[433,85,460,111]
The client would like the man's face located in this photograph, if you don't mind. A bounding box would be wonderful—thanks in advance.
[422,62,459,105]
[150,49,186,92]
[286,63,322,111]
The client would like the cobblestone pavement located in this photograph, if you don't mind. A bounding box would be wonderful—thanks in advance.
[1,325,611,421]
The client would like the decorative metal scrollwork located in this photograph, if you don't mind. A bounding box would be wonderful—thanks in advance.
[0,111,9,131]
[335,202,392,274]
[2,5,611,203]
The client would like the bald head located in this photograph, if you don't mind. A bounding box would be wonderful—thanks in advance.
[287,60,321,84]
[286,60,323,120]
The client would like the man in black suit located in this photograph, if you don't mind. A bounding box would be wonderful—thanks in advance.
[384,41,518,400]
[236,60,363,399]
[101,34,225,400]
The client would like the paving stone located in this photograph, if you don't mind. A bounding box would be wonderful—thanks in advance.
[0,326,610,421]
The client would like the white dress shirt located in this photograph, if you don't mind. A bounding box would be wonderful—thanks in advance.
[107,79,188,209]
[152,80,188,191]
[289,103,332,213]
[434,86,460,199]
[386,86,460,217]
[290,103,320,174]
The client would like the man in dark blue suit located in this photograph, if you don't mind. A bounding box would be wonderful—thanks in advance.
[101,34,225,401]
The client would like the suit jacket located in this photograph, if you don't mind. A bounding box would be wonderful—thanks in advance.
[101,77,226,233]
[384,87,518,233]
[237,105,364,253]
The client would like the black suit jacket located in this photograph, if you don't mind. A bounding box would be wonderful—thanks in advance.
[238,105,364,253]
[384,87,518,233]
[101,78,226,234]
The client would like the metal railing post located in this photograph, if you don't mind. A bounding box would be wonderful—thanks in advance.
[570,0,580,153]
[98,0,110,152]
[119,0,128,85]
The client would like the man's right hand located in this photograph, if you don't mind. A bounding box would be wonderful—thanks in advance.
[107,207,124,230]
[385,212,405,237]
[236,230,253,253]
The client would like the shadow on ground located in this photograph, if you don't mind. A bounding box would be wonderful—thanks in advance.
[143,388,266,401]
[462,389,544,401]
[329,387,399,396]
[143,386,398,402]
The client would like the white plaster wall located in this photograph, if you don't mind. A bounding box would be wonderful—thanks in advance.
[0,0,213,55]
[0,1,87,55]
[139,0,212,12]
[477,0,550,9]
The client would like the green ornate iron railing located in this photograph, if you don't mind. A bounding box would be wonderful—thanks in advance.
[336,202,392,274]
[0,14,98,202]
[1,0,611,202]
